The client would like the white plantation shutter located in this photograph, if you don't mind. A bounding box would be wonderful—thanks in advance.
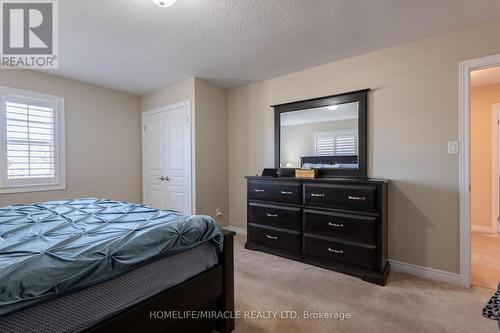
[314,133,335,156]
[314,130,358,156]
[0,86,65,193]
[6,101,55,179]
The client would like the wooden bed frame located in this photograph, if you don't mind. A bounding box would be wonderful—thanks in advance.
[87,230,236,333]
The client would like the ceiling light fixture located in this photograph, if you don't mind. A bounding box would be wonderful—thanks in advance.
[152,0,176,8]
[327,105,338,110]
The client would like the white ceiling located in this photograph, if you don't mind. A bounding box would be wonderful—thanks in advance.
[42,0,500,95]
[471,66,500,88]
[281,102,358,127]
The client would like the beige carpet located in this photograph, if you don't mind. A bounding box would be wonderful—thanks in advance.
[232,235,496,333]
[472,231,500,289]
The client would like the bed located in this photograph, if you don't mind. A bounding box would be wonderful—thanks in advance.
[300,155,359,169]
[0,198,235,333]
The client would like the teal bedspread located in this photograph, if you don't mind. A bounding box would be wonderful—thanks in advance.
[0,198,223,316]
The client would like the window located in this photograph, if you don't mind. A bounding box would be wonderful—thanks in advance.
[314,130,358,156]
[0,86,65,193]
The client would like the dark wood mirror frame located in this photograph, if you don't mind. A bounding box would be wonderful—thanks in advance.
[273,89,369,178]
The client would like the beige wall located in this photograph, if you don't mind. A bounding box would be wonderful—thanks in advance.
[0,70,142,206]
[194,79,229,225]
[228,19,500,274]
[140,78,229,226]
[471,84,500,228]
[140,78,195,112]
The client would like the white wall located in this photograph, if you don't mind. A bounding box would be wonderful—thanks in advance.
[0,70,142,206]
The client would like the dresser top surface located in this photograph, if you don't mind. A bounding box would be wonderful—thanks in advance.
[245,176,389,184]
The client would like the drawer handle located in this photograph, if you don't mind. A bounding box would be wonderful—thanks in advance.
[266,234,278,240]
[266,213,278,218]
[254,189,265,192]
[328,222,344,228]
[328,248,343,254]
[311,193,325,197]
[280,191,293,195]
[348,195,366,201]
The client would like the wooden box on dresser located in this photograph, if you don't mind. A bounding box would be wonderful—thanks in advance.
[244,176,390,286]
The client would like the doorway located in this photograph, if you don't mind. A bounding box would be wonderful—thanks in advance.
[491,102,500,235]
[471,81,500,288]
[462,59,500,289]
[142,101,194,215]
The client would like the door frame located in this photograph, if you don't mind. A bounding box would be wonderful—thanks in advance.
[492,103,500,234]
[142,100,196,214]
[459,54,500,287]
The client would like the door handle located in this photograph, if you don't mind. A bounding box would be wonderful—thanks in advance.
[328,222,344,228]
[266,213,278,218]
[348,195,366,201]
[266,235,278,240]
[328,248,343,254]
[156,176,169,181]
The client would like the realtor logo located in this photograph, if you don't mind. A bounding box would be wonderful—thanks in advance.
[1,0,58,68]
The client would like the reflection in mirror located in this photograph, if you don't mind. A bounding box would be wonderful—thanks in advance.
[280,101,359,169]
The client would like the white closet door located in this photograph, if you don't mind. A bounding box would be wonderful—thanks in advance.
[142,103,192,214]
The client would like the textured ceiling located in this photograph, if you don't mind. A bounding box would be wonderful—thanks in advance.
[41,0,500,95]
[471,66,500,88]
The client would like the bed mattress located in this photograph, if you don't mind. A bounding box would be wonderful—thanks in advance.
[0,198,223,316]
[0,240,219,333]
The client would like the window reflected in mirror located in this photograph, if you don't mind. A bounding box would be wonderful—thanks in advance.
[279,101,359,169]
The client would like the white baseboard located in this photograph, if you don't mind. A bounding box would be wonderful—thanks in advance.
[471,224,492,233]
[389,259,460,286]
[224,225,460,286]
[224,225,247,236]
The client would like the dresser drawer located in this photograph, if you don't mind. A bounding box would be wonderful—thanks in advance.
[248,203,301,229]
[304,209,377,244]
[304,184,377,212]
[249,224,301,253]
[303,234,377,270]
[248,181,301,204]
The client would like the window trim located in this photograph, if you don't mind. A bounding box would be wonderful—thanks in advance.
[0,86,65,194]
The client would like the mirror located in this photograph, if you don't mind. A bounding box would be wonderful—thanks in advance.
[280,101,359,169]
[273,90,368,178]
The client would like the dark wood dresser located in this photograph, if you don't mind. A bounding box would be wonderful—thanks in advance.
[244,176,389,285]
